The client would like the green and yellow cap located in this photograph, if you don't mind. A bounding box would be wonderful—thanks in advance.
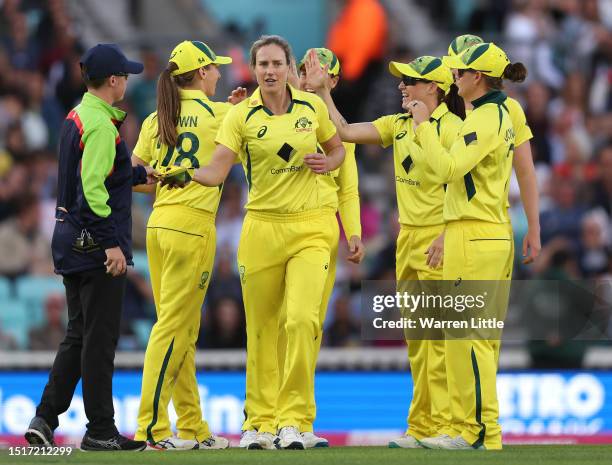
[168,40,232,76]
[389,56,453,93]
[298,47,341,76]
[448,34,484,57]
[443,42,510,78]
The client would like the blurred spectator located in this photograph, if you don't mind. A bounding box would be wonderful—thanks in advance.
[540,174,587,248]
[127,48,161,124]
[0,193,52,278]
[2,12,39,70]
[525,81,552,164]
[325,293,361,347]
[590,145,612,214]
[25,72,63,150]
[207,250,243,305]
[54,47,86,114]
[579,208,611,277]
[527,239,589,368]
[327,0,388,122]
[0,323,18,350]
[28,293,66,350]
[199,297,246,349]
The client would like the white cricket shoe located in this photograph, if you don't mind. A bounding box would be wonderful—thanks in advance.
[239,430,258,449]
[198,435,230,449]
[388,434,423,449]
[302,431,329,448]
[278,426,304,449]
[146,437,198,451]
[421,434,484,450]
[255,432,279,450]
[419,433,453,449]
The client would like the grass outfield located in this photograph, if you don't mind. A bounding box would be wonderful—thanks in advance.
[1,445,611,465]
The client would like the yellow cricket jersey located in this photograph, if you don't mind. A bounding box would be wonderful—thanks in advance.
[133,89,232,215]
[372,102,462,227]
[215,85,338,214]
[468,96,533,221]
[318,142,361,238]
[414,90,515,224]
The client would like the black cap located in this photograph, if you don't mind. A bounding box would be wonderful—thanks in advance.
[80,43,144,80]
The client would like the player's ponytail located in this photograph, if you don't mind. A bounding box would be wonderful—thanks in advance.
[503,62,527,82]
[440,83,465,120]
[157,62,180,147]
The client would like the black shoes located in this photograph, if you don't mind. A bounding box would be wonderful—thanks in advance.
[25,416,55,447]
[80,433,146,451]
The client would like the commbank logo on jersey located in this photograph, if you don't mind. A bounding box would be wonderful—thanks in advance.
[277,142,296,161]
[294,117,313,133]
[257,125,268,138]
[396,130,407,140]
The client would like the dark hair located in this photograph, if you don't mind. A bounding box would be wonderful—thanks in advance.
[80,65,107,89]
[437,84,465,120]
[249,35,293,68]
[156,62,201,147]
[483,62,528,90]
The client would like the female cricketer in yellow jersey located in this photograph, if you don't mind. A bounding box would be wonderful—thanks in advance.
[447,34,541,266]
[407,43,529,450]
[130,41,236,450]
[263,48,364,449]
[304,51,464,448]
[167,35,346,450]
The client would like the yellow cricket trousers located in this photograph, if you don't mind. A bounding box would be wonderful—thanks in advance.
[239,208,337,434]
[442,219,514,450]
[135,205,216,443]
[396,223,452,440]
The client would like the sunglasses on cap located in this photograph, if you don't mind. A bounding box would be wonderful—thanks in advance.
[401,76,433,86]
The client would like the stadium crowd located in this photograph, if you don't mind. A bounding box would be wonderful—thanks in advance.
[0,0,610,367]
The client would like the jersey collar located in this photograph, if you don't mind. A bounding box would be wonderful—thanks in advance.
[248,84,297,115]
[82,92,126,122]
[429,102,449,122]
[178,88,210,101]
[472,90,507,109]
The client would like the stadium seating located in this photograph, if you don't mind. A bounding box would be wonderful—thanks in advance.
[0,299,29,349]
[15,276,65,328]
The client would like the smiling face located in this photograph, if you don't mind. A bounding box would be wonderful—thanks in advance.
[453,68,481,101]
[254,44,289,93]
[398,78,437,109]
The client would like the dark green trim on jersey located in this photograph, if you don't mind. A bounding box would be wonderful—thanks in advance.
[146,337,175,444]
[291,99,315,113]
[472,90,507,109]
[193,99,214,117]
[471,347,487,449]
[464,172,476,201]
[245,143,252,191]
[245,105,273,122]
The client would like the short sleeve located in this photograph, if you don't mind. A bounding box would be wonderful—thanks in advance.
[215,104,243,155]
[372,114,396,148]
[133,113,157,163]
[313,95,337,143]
[506,98,533,147]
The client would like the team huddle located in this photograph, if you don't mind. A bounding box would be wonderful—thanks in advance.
[24,32,541,452]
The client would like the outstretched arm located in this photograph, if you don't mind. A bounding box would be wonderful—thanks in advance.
[192,144,236,186]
